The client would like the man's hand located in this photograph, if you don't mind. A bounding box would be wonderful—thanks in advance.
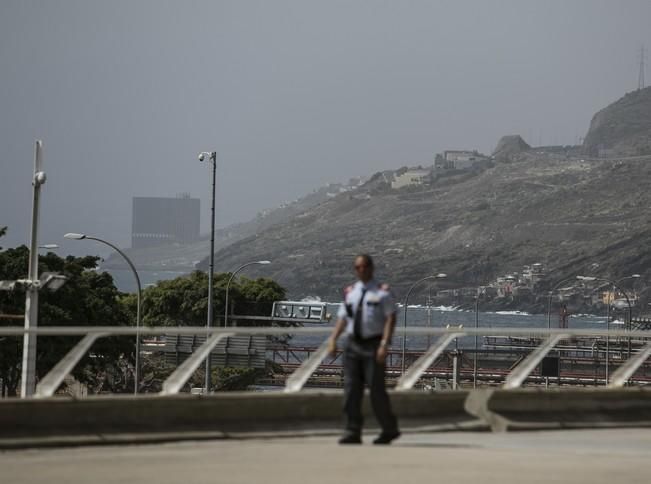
[328,319,346,357]
[376,343,388,364]
[327,337,337,357]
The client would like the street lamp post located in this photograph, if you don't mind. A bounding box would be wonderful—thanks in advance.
[21,140,45,398]
[547,276,579,329]
[401,273,446,375]
[198,151,217,393]
[613,274,640,360]
[64,233,142,394]
[224,261,272,328]
[473,289,487,388]
[577,275,635,383]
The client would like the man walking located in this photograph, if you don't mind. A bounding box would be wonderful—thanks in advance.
[327,254,400,445]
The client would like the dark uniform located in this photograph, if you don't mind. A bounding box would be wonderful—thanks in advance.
[337,279,399,441]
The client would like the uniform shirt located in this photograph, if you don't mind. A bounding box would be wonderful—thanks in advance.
[337,279,397,339]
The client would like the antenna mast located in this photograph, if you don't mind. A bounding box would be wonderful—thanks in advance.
[639,45,646,90]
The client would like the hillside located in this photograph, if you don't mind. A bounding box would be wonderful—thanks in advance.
[111,87,651,302]
[583,86,651,157]
[204,155,651,300]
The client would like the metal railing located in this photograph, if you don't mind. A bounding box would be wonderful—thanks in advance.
[1,325,651,398]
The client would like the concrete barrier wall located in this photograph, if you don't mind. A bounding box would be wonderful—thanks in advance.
[1,388,650,446]
[0,390,474,440]
[488,387,651,429]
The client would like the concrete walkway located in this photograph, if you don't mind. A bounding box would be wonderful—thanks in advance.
[2,428,651,483]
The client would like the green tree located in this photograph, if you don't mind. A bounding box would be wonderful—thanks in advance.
[136,271,215,327]
[136,271,288,392]
[0,244,134,396]
[227,276,286,322]
[139,270,286,327]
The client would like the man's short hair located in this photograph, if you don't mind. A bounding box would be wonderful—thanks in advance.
[356,254,374,269]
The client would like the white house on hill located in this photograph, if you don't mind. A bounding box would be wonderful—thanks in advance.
[391,169,432,189]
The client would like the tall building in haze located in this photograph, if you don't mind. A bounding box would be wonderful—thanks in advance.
[131,195,200,249]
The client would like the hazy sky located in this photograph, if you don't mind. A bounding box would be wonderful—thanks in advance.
[2,0,650,256]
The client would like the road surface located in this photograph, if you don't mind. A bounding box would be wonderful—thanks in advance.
[2,428,650,483]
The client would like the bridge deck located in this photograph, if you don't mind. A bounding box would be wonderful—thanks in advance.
[2,428,650,484]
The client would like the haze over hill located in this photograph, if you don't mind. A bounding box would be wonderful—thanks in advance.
[202,88,651,299]
[107,87,651,300]
[3,2,651,258]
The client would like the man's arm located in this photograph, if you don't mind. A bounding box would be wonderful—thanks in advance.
[327,317,347,356]
[376,312,396,364]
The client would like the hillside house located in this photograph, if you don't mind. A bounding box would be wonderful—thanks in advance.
[391,169,432,189]
[435,150,490,170]
[494,275,517,297]
[521,263,545,287]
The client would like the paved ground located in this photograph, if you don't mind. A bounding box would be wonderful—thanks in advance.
[2,428,651,484]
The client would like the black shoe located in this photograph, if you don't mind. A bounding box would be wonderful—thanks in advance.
[339,434,362,444]
[373,431,401,445]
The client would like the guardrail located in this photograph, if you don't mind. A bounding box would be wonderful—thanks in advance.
[2,325,651,399]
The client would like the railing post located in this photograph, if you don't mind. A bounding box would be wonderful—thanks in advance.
[396,333,461,391]
[503,334,568,389]
[35,333,107,398]
[608,342,651,387]
[284,338,331,393]
[161,332,234,395]
[452,350,461,390]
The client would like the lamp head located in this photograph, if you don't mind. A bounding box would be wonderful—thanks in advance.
[39,244,59,250]
[198,151,216,162]
[257,260,271,265]
[33,171,47,186]
[64,233,86,240]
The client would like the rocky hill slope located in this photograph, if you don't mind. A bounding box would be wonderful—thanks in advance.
[204,154,651,300]
[583,86,651,156]
[492,135,531,162]
[112,88,651,302]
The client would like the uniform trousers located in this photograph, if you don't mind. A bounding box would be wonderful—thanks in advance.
[342,335,399,436]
